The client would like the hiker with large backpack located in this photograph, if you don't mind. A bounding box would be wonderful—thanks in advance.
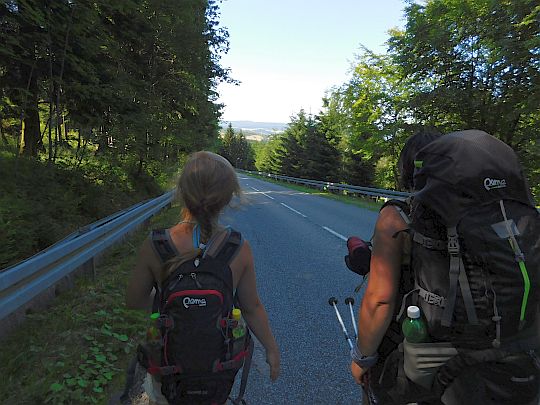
[349,129,539,404]
[126,151,280,405]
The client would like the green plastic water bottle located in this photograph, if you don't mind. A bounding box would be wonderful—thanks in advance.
[232,308,246,339]
[146,312,160,341]
[402,305,428,343]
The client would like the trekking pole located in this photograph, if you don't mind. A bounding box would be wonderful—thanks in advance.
[345,297,358,339]
[328,297,354,350]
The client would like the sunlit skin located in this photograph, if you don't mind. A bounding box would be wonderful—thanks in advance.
[351,205,407,384]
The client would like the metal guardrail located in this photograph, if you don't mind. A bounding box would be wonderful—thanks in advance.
[0,191,174,321]
[243,170,540,212]
[242,170,411,199]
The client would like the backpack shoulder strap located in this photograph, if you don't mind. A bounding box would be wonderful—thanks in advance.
[382,198,412,226]
[150,229,177,263]
[204,227,243,266]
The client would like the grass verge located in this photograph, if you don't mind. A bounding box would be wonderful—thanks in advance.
[0,203,182,405]
[245,172,384,211]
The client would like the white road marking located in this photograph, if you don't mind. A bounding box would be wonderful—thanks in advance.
[322,226,347,241]
[280,203,307,218]
[249,186,274,200]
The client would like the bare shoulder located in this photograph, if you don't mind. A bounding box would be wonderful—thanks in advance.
[229,237,254,289]
[233,237,253,268]
[376,205,408,236]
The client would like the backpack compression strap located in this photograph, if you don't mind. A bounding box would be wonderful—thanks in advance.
[384,200,480,327]
[229,336,254,405]
[441,227,479,327]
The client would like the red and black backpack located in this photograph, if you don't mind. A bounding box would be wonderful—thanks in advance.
[137,227,253,405]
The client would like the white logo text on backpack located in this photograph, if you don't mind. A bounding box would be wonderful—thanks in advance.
[183,297,207,308]
[484,178,507,191]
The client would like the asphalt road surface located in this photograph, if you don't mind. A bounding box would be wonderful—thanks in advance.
[223,175,380,405]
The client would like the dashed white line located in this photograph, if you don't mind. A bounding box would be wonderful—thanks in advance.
[322,226,347,241]
[261,192,275,200]
[280,203,307,218]
[249,186,274,200]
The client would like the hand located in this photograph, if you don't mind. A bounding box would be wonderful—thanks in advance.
[266,348,281,381]
[351,361,367,385]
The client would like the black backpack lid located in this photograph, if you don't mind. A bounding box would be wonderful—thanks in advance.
[413,130,535,226]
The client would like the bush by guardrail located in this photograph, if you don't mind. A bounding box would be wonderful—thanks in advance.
[0,191,174,323]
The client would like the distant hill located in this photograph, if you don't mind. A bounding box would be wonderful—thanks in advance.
[220,120,287,141]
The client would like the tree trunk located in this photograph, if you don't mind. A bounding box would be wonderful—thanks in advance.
[21,72,42,157]
[137,154,144,177]
[56,5,74,145]
[0,125,7,146]
[47,6,54,162]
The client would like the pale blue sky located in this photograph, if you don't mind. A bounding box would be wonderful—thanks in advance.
[216,0,408,123]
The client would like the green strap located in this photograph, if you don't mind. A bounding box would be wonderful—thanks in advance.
[518,260,531,325]
[499,200,531,328]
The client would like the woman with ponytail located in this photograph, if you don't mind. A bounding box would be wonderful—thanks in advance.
[127,151,280,404]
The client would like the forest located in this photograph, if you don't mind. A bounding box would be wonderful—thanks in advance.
[1,0,539,268]
[0,0,231,267]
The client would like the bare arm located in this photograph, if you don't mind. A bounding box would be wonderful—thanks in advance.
[235,240,280,380]
[126,237,158,311]
[357,206,406,355]
[351,206,406,384]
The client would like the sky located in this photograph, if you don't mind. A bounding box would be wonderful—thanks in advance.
[216,0,408,124]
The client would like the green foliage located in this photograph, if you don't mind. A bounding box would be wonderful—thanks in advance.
[0,204,183,404]
[260,110,341,181]
[218,123,256,169]
[253,136,281,173]
[312,0,539,198]
[42,310,134,404]
[387,0,539,195]
[0,0,229,162]
[0,152,163,268]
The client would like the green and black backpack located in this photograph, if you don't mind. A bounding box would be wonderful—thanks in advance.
[382,130,540,401]
[399,130,539,348]
[137,227,253,405]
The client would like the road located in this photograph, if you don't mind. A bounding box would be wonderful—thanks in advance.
[224,175,380,405]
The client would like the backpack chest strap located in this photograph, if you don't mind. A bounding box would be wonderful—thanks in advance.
[412,231,447,250]
[396,283,446,321]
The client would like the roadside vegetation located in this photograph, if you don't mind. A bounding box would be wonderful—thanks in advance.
[0,204,181,405]
[0,149,173,268]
